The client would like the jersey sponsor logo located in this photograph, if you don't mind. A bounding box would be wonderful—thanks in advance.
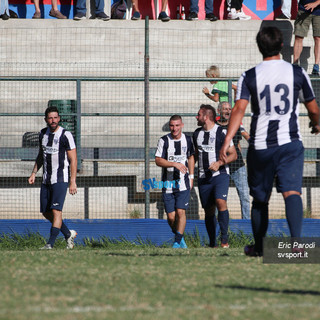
[199,145,215,152]
[142,178,180,190]
[43,146,59,154]
[168,155,187,163]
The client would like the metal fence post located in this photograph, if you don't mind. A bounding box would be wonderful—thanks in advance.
[76,79,82,172]
[144,16,150,219]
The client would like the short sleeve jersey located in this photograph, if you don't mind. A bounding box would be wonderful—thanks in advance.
[155,133,194,193]
[193,124,234,179]
[39,126,76,185]
[236,60,315,150]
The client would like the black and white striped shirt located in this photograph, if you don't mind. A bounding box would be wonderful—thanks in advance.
[39,126,76,185]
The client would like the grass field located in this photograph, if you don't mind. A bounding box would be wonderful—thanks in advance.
[1,242,320,320]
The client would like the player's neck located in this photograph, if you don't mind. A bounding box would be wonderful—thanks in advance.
[203,122,215,131]
[263,54,281,61]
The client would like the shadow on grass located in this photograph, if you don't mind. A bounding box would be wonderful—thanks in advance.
[215,284,320,296]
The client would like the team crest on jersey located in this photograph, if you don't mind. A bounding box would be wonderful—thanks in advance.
[54,138,59,144]
[182,146,187,153]
[210,137,215,143]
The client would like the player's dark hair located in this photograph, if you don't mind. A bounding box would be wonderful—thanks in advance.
[200,104,216,122]
[169,114,182,122]
[256,26,283,58]
[45,106,60,118]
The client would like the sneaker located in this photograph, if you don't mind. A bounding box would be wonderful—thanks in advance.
[312,64,320,76]
[96,12,110,21]
[237,9,251,20]
[158,11,170,22]
[131,11,141,20]
[49,9,67,19]
[180,237,188,249]
[172,242,180,248]
[275,13,289,20]
[221,242,229,248]
[0,13,9,20]
[244,244,262,257]
[32,11,41,19]
[73,12,86,20]
[9,10,18,19]
[205,13,218,21]
[40,244,52,250]
[186,12,198,21]
[66,230,77,249]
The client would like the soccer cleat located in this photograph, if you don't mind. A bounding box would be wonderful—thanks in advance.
[244,245,262,257]
[40,244,53,250]
[221,242,229,248]
[180,237,188,249]
[172,242,181,248]
[66,230,77,249]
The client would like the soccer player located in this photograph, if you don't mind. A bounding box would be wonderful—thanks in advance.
[28,106,78,250]
[155,115,195,248]
[193,105,237,248]
[220,26,320,256]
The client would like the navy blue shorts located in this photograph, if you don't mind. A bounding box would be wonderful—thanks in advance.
[40,182,68,213]
[198,173,230,209]
[247,140,304,203]
[162,189,190,214]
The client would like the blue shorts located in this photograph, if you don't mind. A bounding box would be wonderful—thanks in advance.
[198,174,230,209]
[247,140,304,203]
[162,190,190,214]
[40,182,68,213]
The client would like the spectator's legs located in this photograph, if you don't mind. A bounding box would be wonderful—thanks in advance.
[132,0,140,13]
[231,166,250,219]
[293,36,304,64]
[189,0,199,14]
[161,0,168,12]
[204,0,213,14]
[313,36,320,65]
[95,0,105,14]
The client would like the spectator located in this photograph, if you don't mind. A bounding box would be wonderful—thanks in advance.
[131,0,170,21]
[32,0,67,19]
[193,104,237,248]
[186,0,218,21]
[220,26,320,257]
[74,0,110,20]
[155,115,195,248]
[202,65,237,104]
[226,0,251,20]
[293,0,320,75]
[275,0,292,20]
[0,0,9,19]
[216,102,250,220]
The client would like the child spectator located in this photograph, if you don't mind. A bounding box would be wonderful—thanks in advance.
[202,65,237,104]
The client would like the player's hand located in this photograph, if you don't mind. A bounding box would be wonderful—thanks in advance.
[28,174,35,185]
[304,3,318,12]
[174,162,188,174]
[69,181,77,195]
[219,144,229,164]
[309,122,320,135]
[202,87,210,95]
[209,161,221,172]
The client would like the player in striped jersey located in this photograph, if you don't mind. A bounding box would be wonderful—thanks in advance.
[220,27,320,256]
[155,115,195,248]
[28,106,78,250]
[193,105,237,248]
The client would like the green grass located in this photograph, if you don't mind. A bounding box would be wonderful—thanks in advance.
[0,234,319,320]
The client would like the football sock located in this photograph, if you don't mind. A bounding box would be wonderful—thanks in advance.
[205,215,217,247]
[251,201,268,253]
[175,231,183,244]
[60,222,71,239]
[218,210,229,243]
[285,194,303,238]
[48,227,60,247]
